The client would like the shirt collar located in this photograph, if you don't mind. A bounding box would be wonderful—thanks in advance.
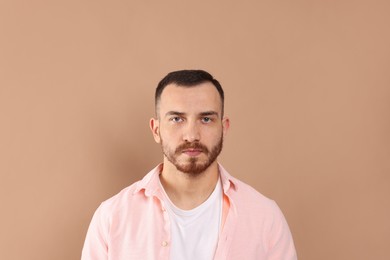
[133,163,238,197]
[218,163,238,193]
[133,164,163,196]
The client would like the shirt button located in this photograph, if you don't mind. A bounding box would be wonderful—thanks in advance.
[162,207,166,212]
[161,241,168,247]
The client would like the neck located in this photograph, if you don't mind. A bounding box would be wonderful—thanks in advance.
[159,159,220,210]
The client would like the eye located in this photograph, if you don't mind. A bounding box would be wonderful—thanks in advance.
[201,117,212,123]
[171,117,183,123]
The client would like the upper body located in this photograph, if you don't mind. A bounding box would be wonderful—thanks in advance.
[82,164,297,260]
[82,70,297,259]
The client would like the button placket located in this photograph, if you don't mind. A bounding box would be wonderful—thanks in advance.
[157,194,171,253]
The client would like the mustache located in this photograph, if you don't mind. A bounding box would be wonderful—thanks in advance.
[175,142,209,154]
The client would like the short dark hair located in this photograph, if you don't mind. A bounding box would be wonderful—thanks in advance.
[155,70,224,116]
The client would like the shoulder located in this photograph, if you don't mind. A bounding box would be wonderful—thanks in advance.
[97,164,162,215]
[223,172,285,226]
[228,177,290,238]
[219,164,278,212]
[230,177,278,211]
[226,178,297,259]
[96,181,141,217]
[82,180,144,244]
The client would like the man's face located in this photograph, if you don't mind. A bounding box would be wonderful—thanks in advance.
[150,82,229,175]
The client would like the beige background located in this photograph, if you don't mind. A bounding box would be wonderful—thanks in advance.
[1,1,389,259]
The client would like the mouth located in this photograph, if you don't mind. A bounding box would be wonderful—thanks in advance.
[182,149,203,157]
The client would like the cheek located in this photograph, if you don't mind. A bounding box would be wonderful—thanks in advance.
[201,127,223,142]
[159,127,179,142]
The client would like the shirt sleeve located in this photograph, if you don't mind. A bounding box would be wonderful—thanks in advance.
[266,202,298,260]
[81,204,110,260]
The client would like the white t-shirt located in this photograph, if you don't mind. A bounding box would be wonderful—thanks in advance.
[159,179,223,260]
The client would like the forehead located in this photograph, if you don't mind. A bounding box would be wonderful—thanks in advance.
[158,82,222,115]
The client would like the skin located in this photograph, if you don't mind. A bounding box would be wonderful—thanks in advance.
[150,82,230,210]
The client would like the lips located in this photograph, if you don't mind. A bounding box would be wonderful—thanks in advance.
[175,143,208,156]
[182,148,203,156]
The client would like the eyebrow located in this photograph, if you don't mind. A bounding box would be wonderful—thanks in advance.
[199,111,219,117]
[164,111,220,118]
[165,111,186,117]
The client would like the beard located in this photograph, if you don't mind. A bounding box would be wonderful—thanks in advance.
[161,136,223,176]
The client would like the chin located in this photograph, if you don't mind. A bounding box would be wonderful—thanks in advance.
[175,160,213,176]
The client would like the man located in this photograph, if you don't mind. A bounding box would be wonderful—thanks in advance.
[82,70,297,259]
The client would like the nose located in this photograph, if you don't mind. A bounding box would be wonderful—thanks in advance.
[182,121,200,143]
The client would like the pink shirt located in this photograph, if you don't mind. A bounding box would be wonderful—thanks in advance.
[82,164,297,259]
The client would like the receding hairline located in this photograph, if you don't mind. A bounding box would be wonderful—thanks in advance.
[155,82,224,118]
[154,70,225,117]
[156,81,217,101]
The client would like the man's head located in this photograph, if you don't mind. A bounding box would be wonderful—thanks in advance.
[155,70,225,118]
[150,70,229,176]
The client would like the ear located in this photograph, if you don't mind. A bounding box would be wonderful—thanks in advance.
[149,118,161,143]
[222,116,230,136]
